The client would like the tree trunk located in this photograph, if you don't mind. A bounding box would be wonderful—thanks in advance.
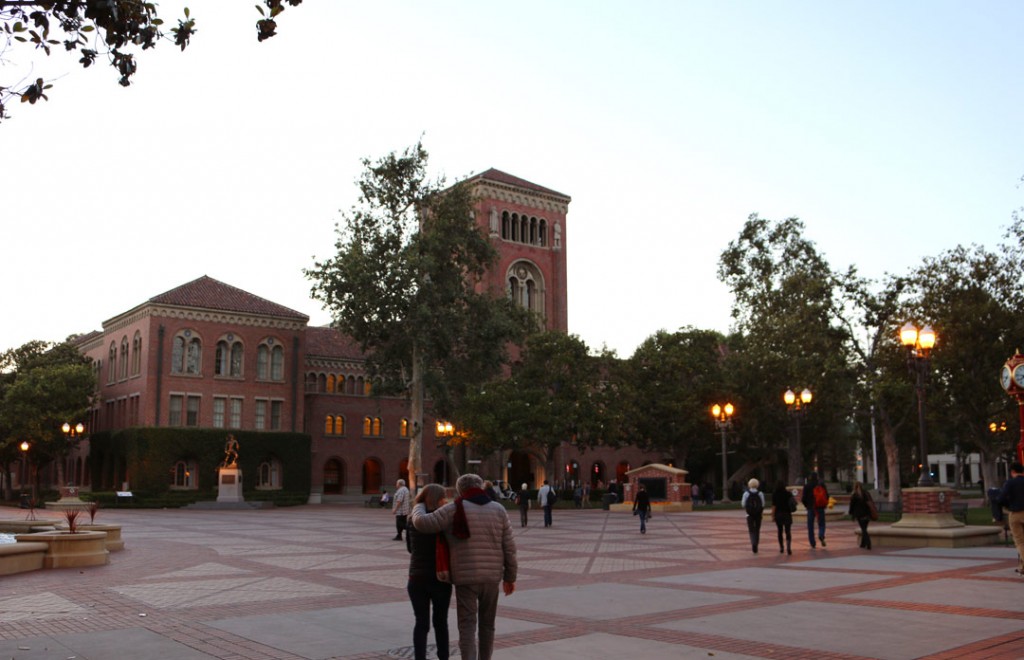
[787,421,803,485]
[881,425,901,503]
[407,343,424,491]
[978,446,1000,494]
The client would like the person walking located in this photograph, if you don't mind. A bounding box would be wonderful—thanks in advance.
[517,483,530,527]
[801,472,828,548]
[999,462,1024,576]
[411,474,517,660]
[538,480,556,527]
[392,479,411,541]
[848,481,875,550]
[632,483,652,534]
[771,482,795,555]
[741,478,765,553]
[405,484,452,660]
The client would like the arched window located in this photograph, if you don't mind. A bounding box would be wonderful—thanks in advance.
[510,213,518,241]
[539,219,547,246]
[363,416,372,436]
[317,373,327,392]
[119,336,129,380]
[271,344,284,380]
[347,375,356,394]
[257,338,284,381]
[400,418,409,437]
[501,211,510,239]
[215,336,243,377]
[326,374,336,393]
[170,459,197,489]
[171,330,201,375]
[364,379,373,396]
[373,417,382,436]
[334,415,345,435]
[257,457,282,490]
[506,261,546,318]
[325,415,334,434]
[108,342,117,383]
[131,331,142,376]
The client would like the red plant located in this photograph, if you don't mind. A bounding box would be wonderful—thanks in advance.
[64,508,82,534]
[87,501,100,524]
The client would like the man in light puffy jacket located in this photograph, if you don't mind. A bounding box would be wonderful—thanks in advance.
[411,473,517,660]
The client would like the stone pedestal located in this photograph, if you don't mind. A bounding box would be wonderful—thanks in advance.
[218,467,244,503]
[871,487,1000,548]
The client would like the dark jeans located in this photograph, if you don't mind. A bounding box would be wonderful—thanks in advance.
[856,516,871,549]
[543,505,553,527]
[807,507,826,545]
[775,520,792,551]
[396,514,408,538]
[519,507,528,527]
[407,577,452,660]
[746,515,762,551]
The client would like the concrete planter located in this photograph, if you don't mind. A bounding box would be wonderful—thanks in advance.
[14,530,109,569]
[79,524,124,552]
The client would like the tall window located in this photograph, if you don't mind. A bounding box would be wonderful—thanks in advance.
[400,418,410,437]
[186,395,200,426]
[213,397,226,428]
[325,415,334,434]
[215,336,243,377]
[229,398,242,428]
[169,394,183,426]
[507,261,545,318]
[108,342,117,384]
[120,337,129,380]
[171,330,201,375]
[270,400,282,430]
[255,400,266,430]
[326,415,345,435]
[257,338,284,381]
[363,416,382,436]
[131,331,142,376]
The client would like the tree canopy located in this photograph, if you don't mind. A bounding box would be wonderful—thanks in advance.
[0,0,301,122]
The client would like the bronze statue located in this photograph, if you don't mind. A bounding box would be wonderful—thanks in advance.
[221,434,240,468]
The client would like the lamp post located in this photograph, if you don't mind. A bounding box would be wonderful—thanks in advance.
[19,441,33,504]
[61,422,85,488]
[900,322,936,487]
[436,420,462,478]
[783,388,813,484]
[711,403,734,502]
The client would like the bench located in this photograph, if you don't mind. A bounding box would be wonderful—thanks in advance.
[364,496,381,508]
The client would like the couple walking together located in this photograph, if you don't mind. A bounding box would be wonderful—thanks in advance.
[405,473,518,660]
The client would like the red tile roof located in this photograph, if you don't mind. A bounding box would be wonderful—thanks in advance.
[305,326,365,359]
[148,276,309,320]
[469,168,570,200]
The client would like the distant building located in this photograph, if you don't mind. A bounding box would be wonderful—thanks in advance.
[56,170,657,500]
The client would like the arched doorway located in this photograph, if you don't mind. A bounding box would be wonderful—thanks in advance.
[566,459,580,487]
[508,451,533,489]
[362,458,383,494]
[323,458,344,494]
[433,459,451,486]
[399,458,409,484]
[591,460,606,488]
[616,461,631,484]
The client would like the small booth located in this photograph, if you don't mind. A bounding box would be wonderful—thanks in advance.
[612,463,692,513]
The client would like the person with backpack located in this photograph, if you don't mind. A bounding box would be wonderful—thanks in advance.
[538,480,556,527]
[771,482,796,555]
[741,478,765,553]
[848,481,875,550]
[801,472,829,548]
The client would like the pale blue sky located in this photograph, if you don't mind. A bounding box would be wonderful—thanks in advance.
[2,2,1022,357]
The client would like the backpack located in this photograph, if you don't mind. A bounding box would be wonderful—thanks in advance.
[744,490,764,517]
[813,484,828,509]
[546,487,556,507]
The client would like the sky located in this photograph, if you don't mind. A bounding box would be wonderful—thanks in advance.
[3,1,1023,358]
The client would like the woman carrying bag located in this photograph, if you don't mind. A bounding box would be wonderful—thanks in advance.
[406,484,453,660]
[848,481,876,551]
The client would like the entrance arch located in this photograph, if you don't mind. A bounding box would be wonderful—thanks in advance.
[508,451,534,489]
[591,460,606,487]
[362,458,383,494]
[323,458,345,494]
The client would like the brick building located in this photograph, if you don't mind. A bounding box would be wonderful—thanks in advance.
[66,170,659,500]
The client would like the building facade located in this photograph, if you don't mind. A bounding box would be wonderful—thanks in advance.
[67,170,658,500]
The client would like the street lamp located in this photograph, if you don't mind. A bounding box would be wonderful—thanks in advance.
[61,421,86,489]
[711,403,735,502]
[19,441,34,504]
[783,388,813,484]
[900,322,937,487]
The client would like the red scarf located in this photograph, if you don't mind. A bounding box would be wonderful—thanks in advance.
[452,487,490,539]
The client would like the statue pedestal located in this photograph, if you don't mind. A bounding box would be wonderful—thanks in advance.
[217,467,244,503]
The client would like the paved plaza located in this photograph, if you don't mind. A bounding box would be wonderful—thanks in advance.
[0,504,1022,659]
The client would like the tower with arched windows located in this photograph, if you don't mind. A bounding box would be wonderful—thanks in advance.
[466,169,569,334]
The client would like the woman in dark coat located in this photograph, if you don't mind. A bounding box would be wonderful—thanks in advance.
[633,484,652,534]
[406,484,452,660]
[848,481,874,550]
[771,482,794,555]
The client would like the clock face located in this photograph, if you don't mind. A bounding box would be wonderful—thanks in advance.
[1014,364,1024,389]
[1002,365,1013,391]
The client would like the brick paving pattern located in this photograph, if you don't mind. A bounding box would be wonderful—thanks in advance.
[0,505,1021,659]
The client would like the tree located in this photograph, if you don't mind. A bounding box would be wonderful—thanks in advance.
[0,339,95,492]
[306,143,530,489]
[457,331,606,480]
[0,1,301,122]
[627,328,727,471]
[719,214,855,485]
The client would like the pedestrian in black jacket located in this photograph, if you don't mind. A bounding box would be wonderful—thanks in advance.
[999,462,1024,577]
[406,484,452,660]
[848,481,875,550]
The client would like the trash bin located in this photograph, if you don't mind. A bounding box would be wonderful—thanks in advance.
[19,493,30,509]
[601,492,617,510]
